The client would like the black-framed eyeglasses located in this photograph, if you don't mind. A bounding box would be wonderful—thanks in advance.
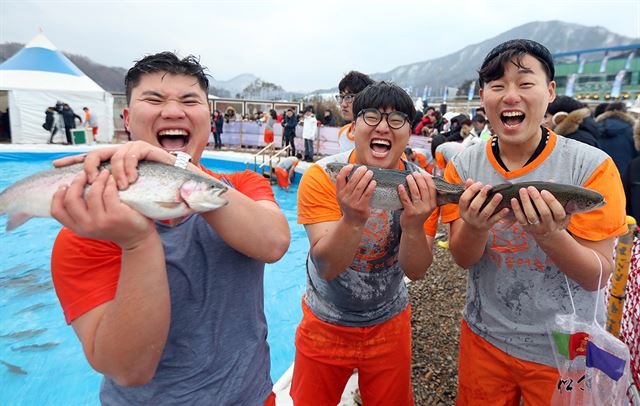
[335,94,356,104]
[357,108,409,129]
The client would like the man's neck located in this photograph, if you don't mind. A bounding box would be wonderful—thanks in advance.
[496,128,542,170]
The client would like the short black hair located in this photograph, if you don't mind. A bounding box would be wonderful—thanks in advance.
[352,81,417,123]
[472,115,486,124]
[594,103,610,117]
[475,106,485,114]
[478,39,554,87]
[338,70,374,94]
[547,95,585,115]
[606,101,627,112]
[125,51,209,104]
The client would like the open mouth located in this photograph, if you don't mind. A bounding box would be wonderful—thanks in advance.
[370,138,391,157]
[500,111,525,128]
[157,129,190,151]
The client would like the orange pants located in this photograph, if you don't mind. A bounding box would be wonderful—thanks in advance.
[290,301,413,406]
[457,320,559,406]
[264,129,274,143]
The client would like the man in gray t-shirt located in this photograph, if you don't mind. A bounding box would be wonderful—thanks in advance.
[50,52,289,405]
[443,39,626,405]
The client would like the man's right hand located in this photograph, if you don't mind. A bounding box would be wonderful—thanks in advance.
[51,168,156,250]
[335,164,375,227]
[458,179,510,231]
[53,141,177,190]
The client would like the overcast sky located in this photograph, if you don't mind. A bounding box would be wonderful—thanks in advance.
[1,0,639,92]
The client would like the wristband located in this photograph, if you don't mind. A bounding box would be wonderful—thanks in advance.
[171,151,191,170]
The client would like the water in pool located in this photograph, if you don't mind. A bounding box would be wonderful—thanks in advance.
[0,155,308,405]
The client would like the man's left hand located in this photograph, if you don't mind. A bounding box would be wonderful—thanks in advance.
[398,172,437,231]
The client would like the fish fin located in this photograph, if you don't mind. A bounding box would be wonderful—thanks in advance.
[154,201,183,209]
[6,213,33,231]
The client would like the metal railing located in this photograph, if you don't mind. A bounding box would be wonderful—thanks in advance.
[245,143,291,183]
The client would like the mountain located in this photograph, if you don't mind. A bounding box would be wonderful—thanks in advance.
[210,73,259,97]
[369,21,639,96]
[0,46,265,97]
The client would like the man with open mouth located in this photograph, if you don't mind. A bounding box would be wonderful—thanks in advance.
[48,52,289,405]
[441,39,627,404]
[291,81,439,405]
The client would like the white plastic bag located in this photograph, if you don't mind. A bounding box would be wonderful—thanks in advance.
[547,250,633,405]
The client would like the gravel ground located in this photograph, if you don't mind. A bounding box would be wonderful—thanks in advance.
[410,231,467,405]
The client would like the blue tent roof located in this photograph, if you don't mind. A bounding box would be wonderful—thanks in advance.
[0,35,83,76]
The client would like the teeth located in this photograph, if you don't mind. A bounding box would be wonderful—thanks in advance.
[158,129,188,136]
[502,111,524,117]
[371,139,391,146]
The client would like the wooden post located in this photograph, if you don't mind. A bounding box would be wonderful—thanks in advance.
[606,216,637,336]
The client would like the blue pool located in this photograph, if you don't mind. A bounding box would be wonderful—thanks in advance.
[0,152,308,405]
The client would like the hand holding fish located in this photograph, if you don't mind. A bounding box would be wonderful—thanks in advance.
[335,164,376,227]
[510,186,571,237]
[54,141,177,189]
[397,172,438,231]
[51,169,156,250]
[458,180,511,231]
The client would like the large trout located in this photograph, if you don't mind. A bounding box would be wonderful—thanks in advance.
[0,161,229,231]
[325,162,605,213]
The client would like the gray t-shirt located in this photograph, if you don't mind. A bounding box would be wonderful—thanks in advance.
[301,151,422,327]
[446,133,625,367]
[101,214,271,405]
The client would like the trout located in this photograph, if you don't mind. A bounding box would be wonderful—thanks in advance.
[325,162,605,213]
[0,161,229,231]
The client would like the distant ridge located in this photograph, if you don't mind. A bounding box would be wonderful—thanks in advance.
[2,21,638,96]
[368,20,639,95]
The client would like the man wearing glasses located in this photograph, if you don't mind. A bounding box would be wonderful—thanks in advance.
[291,81,439,405]
[335,71,374,152]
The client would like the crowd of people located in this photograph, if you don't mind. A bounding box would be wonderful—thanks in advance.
[40,38,639,406]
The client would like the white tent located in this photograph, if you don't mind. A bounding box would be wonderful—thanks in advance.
[0,33,114,143]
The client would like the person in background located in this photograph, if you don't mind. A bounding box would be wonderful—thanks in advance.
[335,70,375,151]
[264,109,277,145]
[404,147,431,173]
[48,51,289,405]
[322,109,337,126]
[474,106,486,118]
[442,39,626,405]
[274,153,301,190]
[82,107,99,142]
[301,106,318,162]
[282,108,298,156]
[290,81,439,405]
[470,114,492,141]
[61,103,82,145]
[594,101,638,176]
[211,109,224,150]
[546,95,600,147]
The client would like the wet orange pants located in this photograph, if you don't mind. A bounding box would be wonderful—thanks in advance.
[290,301,413,406]
[457,320,559,406]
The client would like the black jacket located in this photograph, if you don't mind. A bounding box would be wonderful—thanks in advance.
[596,110,638,176]
[282,114,298,136]
[553,108,600,148]
[62,108,82,129]
[622,156,640,223]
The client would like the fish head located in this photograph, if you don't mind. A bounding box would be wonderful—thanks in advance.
[564,189,606,214]
[179,179,228,212]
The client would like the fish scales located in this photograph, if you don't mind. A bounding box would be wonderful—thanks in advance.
[324,163,605,213]
[0,161,229,231]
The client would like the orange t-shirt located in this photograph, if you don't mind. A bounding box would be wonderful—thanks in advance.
[297,152,438,237]
[51,167,276,324]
